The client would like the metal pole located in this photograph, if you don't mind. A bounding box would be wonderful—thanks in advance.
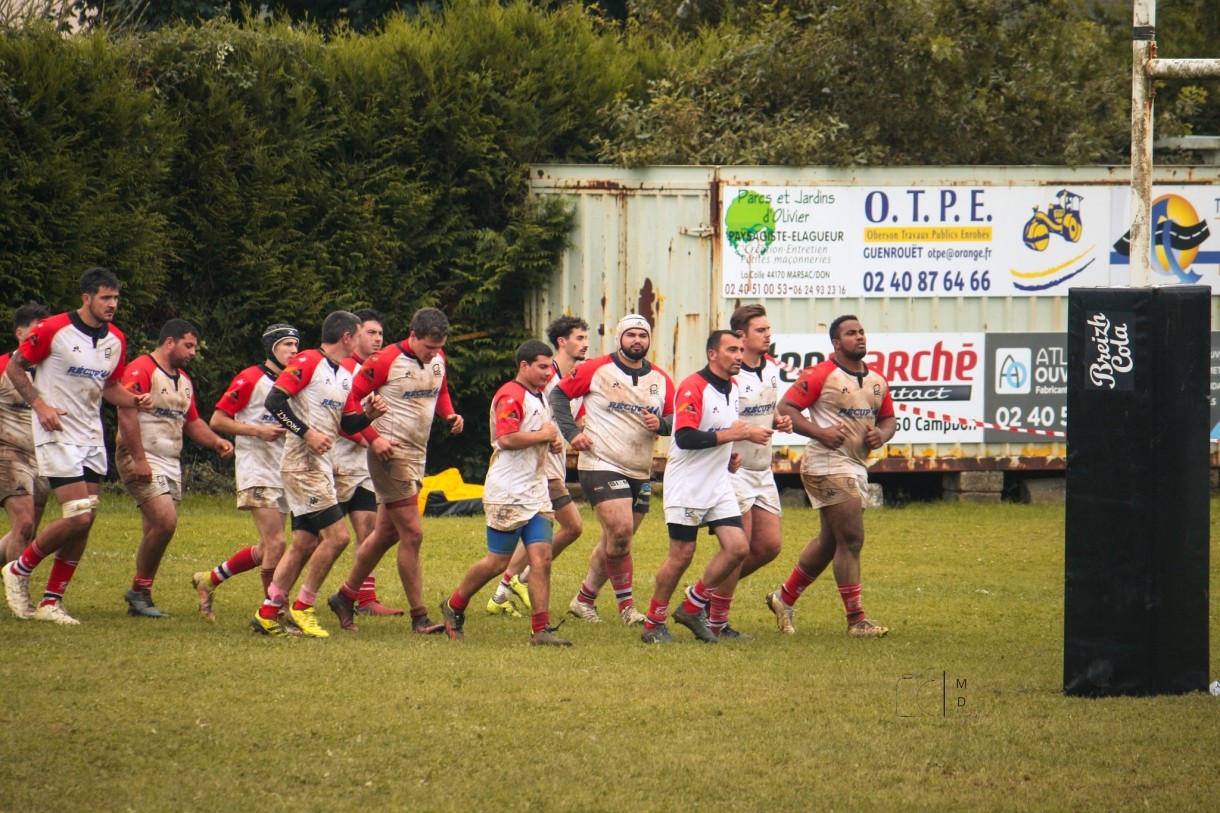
[1130,0,1155,287]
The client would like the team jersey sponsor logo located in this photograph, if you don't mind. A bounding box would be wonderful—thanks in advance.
[152,407,188,420]
[606,401,658,415]
[740,404,774,416]
[321,398,345,409]
[66,365,111,380]
[838,406,877,418]
[400,387,441,399]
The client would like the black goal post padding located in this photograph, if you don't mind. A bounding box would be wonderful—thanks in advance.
[1064,285,1210,697]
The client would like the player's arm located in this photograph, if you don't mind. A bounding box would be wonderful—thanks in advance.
[186,417,233,459]
[5,351,63,431]
[209,410,285,441]
[103,377,151,410]
[265,386,330,455]
[863,392,897,450]
[493,395,557,450]
[435,370,463,434]
[550,384,583,444]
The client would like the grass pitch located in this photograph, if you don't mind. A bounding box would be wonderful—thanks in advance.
[0,494,1217,812]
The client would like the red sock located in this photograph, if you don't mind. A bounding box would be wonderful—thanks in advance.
[531,611,550,633]
[645,598,668,629]
[681,580,712,616]
[448,591,470,612]
[259,583,288,619]
[605,553,634,610]
[131,575,153,593]
[42,557,79,604]
[575,583,598,605]
[212,545,261,585]
[339,582,360,604]
[708,589,733,631]
[780,564,816,606]
[12,540,49,576]
[358,575,377,606]
[838,582,864,623]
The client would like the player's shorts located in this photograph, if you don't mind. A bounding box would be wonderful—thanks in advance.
[801,471,868,510]
[335,471,374,506]
[484,502,554,533]
[36,442,107,481]
[340,485,377,515]
[123,474,182,507]
[577,470,651,514]
[486,512,554,555]
[548,478,574,511]
[0,445,47,504]
[237,486,289,513]
[282,466,340,518]
[731,466,782,516]
[367,451,422,505]
[663,492,742,539]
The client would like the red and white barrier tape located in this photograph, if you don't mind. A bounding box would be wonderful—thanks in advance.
[894,402,1066,439]
[771,357,1220,442]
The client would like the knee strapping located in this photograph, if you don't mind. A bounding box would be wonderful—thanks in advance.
[62,498,94,519]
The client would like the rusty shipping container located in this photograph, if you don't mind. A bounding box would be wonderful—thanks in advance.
[526,165,1220,475]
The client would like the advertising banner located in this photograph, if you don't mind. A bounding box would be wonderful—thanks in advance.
[722,184,1220,298]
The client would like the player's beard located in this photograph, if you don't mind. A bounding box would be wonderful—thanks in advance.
[837,345,867,363]
[620,343,648,362]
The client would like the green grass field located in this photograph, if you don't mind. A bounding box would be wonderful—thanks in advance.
[1,494,1217,812]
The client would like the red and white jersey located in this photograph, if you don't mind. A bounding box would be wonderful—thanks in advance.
[665,370,739,509]
[0,353,35,456]
[276,349,353,472]
[733,355,782,471]
[483,380,550,508]
[214,364,284,490]
[346,343,454,467]
[542,362,581,481]
[332,355,371,476]
[115,355,199,481]
[17,311,127,448]
[557,354,674,480]
[783,357,895,476]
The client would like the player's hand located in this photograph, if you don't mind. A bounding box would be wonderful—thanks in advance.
[214,439,234,459]
[773,414,793,434]
[303,428,332,456]
[538,422,559,444]
[745,424,773,445]
[132,458,153,484]
[863,425,885,450]
[33,401,66,432]
[253,424,286,442]
[549,437,564,455]
[724,419,751,442]
[364,393,387,420]
[447,414,464,434]
[570,431,592,452]
[819,422,850,450]
[133,392,154,412]
[370,436,394,462]
[728,452,742,474]
[641,410,660,432]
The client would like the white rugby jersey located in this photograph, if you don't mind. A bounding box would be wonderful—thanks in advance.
[483,380,550,509]
[345,342,454,483]
[783,357,895,477]
[275,349,353,473]
[17,311,127,448]
[733,354,782,472]
[115,354,199,481]
[214,364,285,490]
[556,354,674,480]
[0,352,35,456]
[664,369,739,509]
[332,355,371,477]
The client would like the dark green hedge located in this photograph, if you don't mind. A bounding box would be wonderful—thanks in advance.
[1,4,637,480]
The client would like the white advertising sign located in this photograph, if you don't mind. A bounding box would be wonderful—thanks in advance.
[770,332,985,445]
[722,184,1220,298]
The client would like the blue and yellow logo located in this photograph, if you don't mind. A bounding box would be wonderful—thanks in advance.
[1112,194,1211,283]
[1010,189,1095,291]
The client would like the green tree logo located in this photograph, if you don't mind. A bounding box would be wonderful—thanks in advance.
[725,190,776,288]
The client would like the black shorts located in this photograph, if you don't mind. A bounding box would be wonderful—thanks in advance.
[290,503,345,535]
[667,514,745,542]
[340,485,377,515]
[577,470,651,514]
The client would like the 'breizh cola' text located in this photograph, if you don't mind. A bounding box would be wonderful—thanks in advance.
[1086,312,1133,389]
